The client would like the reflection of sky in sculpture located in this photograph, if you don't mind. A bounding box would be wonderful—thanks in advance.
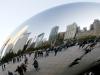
[1,2,100,55]
[11,2,100,40]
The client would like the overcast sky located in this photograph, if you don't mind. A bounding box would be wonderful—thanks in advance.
[0,0,100,49]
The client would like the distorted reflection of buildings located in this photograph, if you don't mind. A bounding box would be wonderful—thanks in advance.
[76,19,100,38]
[26,38,32,49]
[58,32,65,40]
[1,19,100,58]
[34,33,45,48]
[49,26,59,45]
[13,32,30,53]
[0,26,29,58]
[64,23,78,43]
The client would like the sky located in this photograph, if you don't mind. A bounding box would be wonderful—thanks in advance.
[0,0,100,49]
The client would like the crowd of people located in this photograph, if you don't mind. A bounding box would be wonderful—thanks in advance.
[0,40,76,75]
[0,37,100,75]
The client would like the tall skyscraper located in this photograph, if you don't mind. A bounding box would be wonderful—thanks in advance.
[64,23,78,43]
[0,38,10,56]
[1,43,13,58]
[92,19,100,35]
[35,33,45,48]
[49,26,59,45]
[90,24,94,31]
[0,26,29,58]
[26,38,32,49]
[13,32,30,53]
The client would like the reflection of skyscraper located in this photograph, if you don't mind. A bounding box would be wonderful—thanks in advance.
[26,38,32,49]
[1,43,13,58]
[90,24,94,31]
[13,32,30,53]
[49,26,59,45]
[83,27,87,32]
[0,38,10,56]
[0,26,29,58]
[92,19,100,35]
[64,23,78,43]
[35,33,45,48]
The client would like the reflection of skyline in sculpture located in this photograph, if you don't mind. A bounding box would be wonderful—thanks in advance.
[76,19,100,38]
[1,19,100,58]
[13,32,30,53]
[0,26,29,58]
[35,33,45,48]
[11,2,100,42]
[1,2,100,58]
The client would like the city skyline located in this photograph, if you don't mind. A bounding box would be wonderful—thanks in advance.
[1,1,100,50]
[1,2,100,57]
[1,18,100,58]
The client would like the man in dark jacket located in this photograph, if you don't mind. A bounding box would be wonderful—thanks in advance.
[33,59,39,71]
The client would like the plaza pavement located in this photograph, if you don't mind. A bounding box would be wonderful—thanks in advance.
[0,43,100,75]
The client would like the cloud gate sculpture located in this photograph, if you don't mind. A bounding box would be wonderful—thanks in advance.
[1,2,100,75]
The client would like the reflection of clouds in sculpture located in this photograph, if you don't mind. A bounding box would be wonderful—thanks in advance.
[15,2,100,40]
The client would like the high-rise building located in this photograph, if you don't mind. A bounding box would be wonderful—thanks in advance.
[58,32,65,40]
[0,26,29,58]
[35,33,45,48]
[49,26,59,45]
[0,38,10,56]
[90,24,94,31]
[1,43,13,58]
[83,27,87,32]
[77,26,81,32]
[26,38,32,49]
[13,32,29,53]
[92,19,100,35]
[64,23,78,43]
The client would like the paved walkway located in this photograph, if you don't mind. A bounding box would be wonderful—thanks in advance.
[0,43,100,75]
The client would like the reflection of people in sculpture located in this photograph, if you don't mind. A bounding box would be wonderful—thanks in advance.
[33,59,39,71]
[69,58,81,67]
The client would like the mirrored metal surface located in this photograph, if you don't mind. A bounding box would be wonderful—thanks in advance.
[1,2,100,75]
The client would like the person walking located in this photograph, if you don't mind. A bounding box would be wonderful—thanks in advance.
[15,65,24,75]
[45,50,49,57]
[54,47,58,56]
[21,63,27,73]
[34,51,38,59]
[33,59,39,71]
